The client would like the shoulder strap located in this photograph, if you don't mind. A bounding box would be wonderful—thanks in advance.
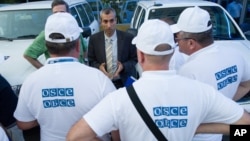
[0,123,12,141]
[126,86,168,141]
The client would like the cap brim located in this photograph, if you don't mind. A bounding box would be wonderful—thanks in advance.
[132,36,137,45]
[79,27,83,32]
[170,24,180,33]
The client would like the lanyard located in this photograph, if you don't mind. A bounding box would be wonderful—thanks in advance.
[48,58,78,64]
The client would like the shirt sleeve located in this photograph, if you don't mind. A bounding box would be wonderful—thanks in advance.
[78,35,88,63]
[13,82,36,122]
[24,30,48,59]
[202,87,244,124]
[84,93,116,136]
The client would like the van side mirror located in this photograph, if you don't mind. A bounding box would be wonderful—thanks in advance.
[81,27,91,38]
[126,28,137,37]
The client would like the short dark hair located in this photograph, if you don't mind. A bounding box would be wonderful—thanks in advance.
[100,7,116,18]
[51,0,69,12]
[181,28,214,46]
[45,33,78,55]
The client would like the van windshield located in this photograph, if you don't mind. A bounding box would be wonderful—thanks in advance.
[148,6,244,40]
[0,9,51,40]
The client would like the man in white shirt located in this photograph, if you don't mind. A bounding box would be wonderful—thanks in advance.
[14,12,116,141]
[172,6,250,141]
[66,19,250,141]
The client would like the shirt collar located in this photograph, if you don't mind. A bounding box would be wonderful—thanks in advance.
[46,57,78,64]
[141,70,177,79]
[188,43,218,61]
[105,30,117,41]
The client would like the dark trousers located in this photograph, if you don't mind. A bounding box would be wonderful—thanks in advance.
[23,126,40,141]
[112,79,124,89]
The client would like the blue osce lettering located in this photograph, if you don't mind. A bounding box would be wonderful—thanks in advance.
[43,99,75,108]
[42,88,74,97]
[41,88,75,108]
[153,106,188,116]
[155,118,187,128]
[215,65,237,81]
[217,75,237,90]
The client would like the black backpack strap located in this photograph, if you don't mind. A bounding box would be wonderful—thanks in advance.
[126,85,168,141]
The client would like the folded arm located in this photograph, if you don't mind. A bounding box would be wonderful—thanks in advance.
[196,110,250,134]
[16,120,39,130]
[233,80,250,101]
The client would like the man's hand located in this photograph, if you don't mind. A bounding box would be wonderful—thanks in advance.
[113,61,123,79]
[99,63,113,79]
[24,55,43,69]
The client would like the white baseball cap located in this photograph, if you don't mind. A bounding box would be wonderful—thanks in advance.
[45,12,83,43]
[132,19,175,55]
[171,6,212,33]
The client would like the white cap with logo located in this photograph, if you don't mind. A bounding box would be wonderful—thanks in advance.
[132,19,175,55]
[171,6,212,33]
[45,12,83,43]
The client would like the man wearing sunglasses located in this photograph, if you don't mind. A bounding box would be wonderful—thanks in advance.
[172,6,250,141]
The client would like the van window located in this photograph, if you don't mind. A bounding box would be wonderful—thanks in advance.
[0,9,50,38]
[70,7,83,27]
[204,6,241,39]
[148,6,243,40]
[137,9,145,29]
[75,4,90,27]
[132,6,142,28]
[82,3,95,22]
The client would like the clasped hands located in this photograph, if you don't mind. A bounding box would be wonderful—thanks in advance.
[99,61,123,80]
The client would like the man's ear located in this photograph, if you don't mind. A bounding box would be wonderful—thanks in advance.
[187,39,197,51]
[76,39,80,53]
[137,49,144,64]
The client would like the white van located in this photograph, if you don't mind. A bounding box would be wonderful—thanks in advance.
[0,0,99,95]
